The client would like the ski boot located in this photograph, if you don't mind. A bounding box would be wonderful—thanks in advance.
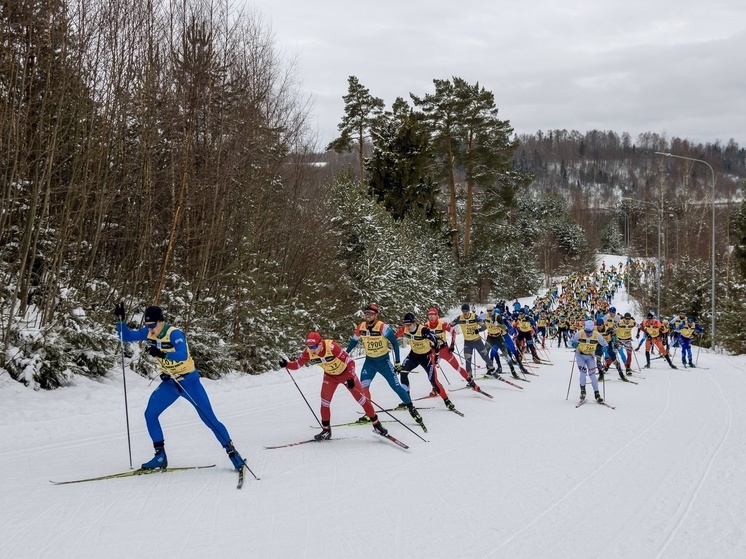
[224,441,245,470]
[407,403,427,432]
[625,367,632,376]
[485,366,498,379]
[141,441,167,470]
[688,361,695,368]
[594,391,604,404]
[444,398,456,411]
[314,423,332,441]
[372,418,388,437]
[580,386,586,400]
[356,415,372,423]
[511,368,520,380]
[466,377,477,389]
[664,355,678,369]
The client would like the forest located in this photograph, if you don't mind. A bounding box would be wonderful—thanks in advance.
[2,0,746,389]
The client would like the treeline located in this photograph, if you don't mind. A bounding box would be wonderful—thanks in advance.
[2,1,745,389]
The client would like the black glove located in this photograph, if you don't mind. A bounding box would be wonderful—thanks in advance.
[159,373,171,382]
[394,362,402,374]
[434,353,440,364]
[279,357,288,368]
[449,342,455,353]
[147,346,165,359]
[114,302,125,321]
[345,377,355,389]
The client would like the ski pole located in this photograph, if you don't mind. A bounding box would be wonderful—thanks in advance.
[565,357,575,400]
[172,376,259,481]
[284,367,322,427]
[118,324,133,470]
[369,398,428,442]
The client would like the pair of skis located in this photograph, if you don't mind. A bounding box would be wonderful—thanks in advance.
[52,462,258,490]
[265,429,410,450]
[575,398,616,410]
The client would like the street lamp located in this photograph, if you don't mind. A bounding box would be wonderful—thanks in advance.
[622,197,662,315]
[655,152,716,350]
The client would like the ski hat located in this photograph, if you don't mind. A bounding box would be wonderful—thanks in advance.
[306,332,322,347]
[461,303,470,312]
[486,304,494,312]
[596,317,605,326]
[363,303,379,314]
[624,312,632,319]
[609,306,616,313]
[402,312,416,324]
[584,320,595,333]
[427,307,439,317]
[647,312,654,319]
[144,305,164,323]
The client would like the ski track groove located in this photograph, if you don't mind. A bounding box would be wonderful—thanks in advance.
[481,368,676,558]
[654,369,733,559]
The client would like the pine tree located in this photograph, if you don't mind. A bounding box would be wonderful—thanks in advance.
[326,76,385,187]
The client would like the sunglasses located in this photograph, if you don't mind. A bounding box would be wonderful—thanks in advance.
[144,322,157,330]
[307,344,320,351]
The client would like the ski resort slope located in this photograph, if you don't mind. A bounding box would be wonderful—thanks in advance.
[2,288,746,558]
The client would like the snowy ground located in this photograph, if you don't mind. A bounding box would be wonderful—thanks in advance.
[2,280,746,558]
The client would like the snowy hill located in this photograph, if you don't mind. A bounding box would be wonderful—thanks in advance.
[2,267,746,559]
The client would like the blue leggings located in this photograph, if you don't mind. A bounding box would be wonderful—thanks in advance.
[359,358,411,405]
[144,371,231,446]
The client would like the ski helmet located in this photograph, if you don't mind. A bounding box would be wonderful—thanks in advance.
[306,332,322,347]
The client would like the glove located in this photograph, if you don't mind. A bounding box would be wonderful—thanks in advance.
[434,352,440,364]
[345,377,355,389]
[147,346,165,359]
[279,358,288,368]
[159,373,171,382]
[114,302,125,321]
[449,342,455,353]
[635,332,640,339]
[394,362,402,374]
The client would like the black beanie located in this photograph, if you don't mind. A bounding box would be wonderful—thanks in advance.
[144,305,164,323]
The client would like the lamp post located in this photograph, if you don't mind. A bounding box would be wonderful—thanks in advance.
[622,197,662,315]
[655,152,716,350]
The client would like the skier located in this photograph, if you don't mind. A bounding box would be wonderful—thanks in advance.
[346,303,425,430]
[570,319,607,403]
[280,332,388,440]
[450,303,495,379]
[425,307,480,390]
[615,312,637,374]
[115,304,246,471]
[513,309,541,363]
[676,318,704,367]
[639,312,678,369]
[395,313,455,411]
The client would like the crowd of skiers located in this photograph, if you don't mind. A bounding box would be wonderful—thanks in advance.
[113,258,707,474]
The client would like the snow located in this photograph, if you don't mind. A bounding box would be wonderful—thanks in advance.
[3,260,746,558]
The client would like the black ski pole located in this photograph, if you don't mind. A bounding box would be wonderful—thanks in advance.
[369,398,428,443]
[565,357,575,400]
[285,366,322,427]
[118,326,133,470]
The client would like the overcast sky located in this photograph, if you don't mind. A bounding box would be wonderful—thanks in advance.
[252,0,746,148]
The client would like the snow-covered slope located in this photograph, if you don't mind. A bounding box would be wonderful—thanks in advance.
[2,278,745,558]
